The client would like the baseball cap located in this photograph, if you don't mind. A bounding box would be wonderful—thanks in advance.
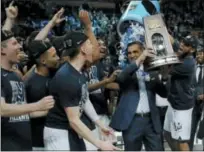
[51,31,88,55]
[1,30,14,42]
[182,35,198,48]
[28,40,53,59]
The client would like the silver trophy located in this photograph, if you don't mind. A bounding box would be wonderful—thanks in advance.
[143,14,181,70]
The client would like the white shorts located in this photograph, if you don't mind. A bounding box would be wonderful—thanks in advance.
[164,105,193,141]
[44,127,70,150]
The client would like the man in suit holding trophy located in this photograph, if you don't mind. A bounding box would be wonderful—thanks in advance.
[110,41,168,151]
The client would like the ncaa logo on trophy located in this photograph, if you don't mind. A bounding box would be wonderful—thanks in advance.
[117,0,180,70]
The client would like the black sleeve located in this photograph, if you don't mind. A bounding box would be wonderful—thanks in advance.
[155,81,168,98]
[172,39,180,52]
[97,63,106,80]
[1,76,6,98]
[1,88,5,98]
[151,71,168,98]
[170,58,195,77]
[57,76,81,108]
[24,79,31,103]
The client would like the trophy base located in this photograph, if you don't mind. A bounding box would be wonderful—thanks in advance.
[147,55,181,70]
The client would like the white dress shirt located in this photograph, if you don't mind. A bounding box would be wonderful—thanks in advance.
[136,65,150,113]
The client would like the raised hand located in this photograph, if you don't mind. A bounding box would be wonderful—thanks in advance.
[51,8,66,25]
[198,94,204,101]
[17,51,28,63]
[79,10,92,26]
[142,48,156,58]
[5,1,18,19]
[106,70,121,83]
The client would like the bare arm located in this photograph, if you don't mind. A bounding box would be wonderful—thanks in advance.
[88,70,121,92]
[1,97,39,117]
[22,65,36,81]
[88,79,109,92]
[66,107,120,150]
[2,18,15,31]
[29,110,48,118]
[12,67,24,79]
[83,98,100,122]
[79,10,100,62]
[105,83,120,90]
[85,25,100,62]
[2,1,18,31]
[66,107,102,148]
[35,8,65,40]
[1,96,54,117]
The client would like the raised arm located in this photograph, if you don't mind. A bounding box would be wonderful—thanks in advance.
[170,58,195,77]
[2,1,18,31]
[79,10,100,62]
[117,49,155,84]
[35,8,65,40]
[22,64,36,81]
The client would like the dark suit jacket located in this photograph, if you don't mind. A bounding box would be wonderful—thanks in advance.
[109,63,167,133]
[195,66,204,139]
[194,66,204,116]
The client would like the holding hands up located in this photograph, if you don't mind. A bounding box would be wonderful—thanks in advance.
[51,8,66,26]
[5,1,18,19]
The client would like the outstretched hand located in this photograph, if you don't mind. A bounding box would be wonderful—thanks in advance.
[5,1,18,19]
[51,8,66,25]
[79,10,92,26]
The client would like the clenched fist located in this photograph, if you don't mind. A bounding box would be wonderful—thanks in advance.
[37,96,55,111]
[79,10,92,26]
[17,51,28,63]
[106,70,122,83]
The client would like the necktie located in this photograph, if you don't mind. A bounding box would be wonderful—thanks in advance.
[198,66,203,84]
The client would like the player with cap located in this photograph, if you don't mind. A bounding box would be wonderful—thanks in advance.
[44,31,120,151]
[24,40,59,150]
[1,30,55,151]
[163,35,197,151]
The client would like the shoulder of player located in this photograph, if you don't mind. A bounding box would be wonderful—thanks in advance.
[1,69,22,82]
[183,56,196,68]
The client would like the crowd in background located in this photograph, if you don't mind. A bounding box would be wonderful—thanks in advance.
[1,0,204,56]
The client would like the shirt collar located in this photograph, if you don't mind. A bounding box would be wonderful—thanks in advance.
[197,64,204,67]
[139,64,144,70]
